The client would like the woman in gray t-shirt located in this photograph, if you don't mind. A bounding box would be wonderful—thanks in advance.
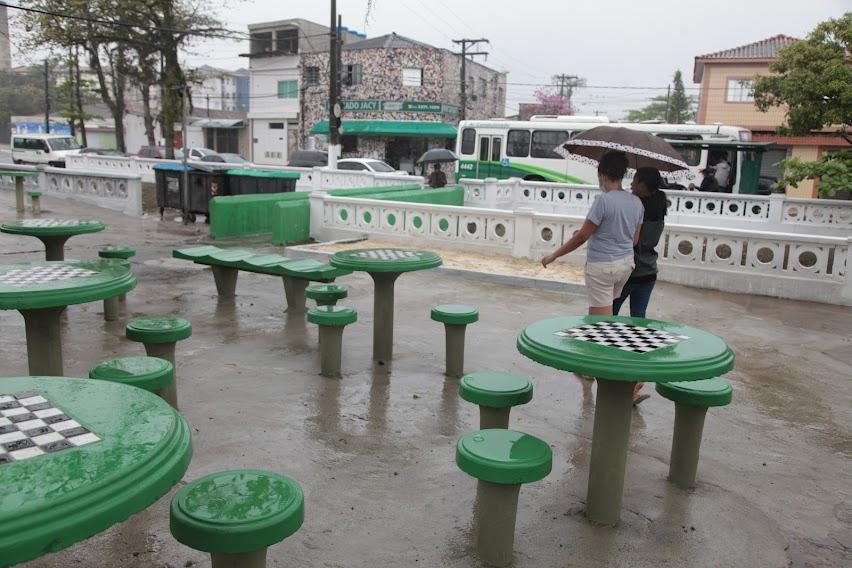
[541,150,644,315]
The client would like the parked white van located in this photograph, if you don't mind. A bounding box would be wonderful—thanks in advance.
[12,134,82,167]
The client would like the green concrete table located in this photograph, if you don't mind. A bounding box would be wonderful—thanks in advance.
[0,259,136,376]
[330,248,442,364]
[0,170,40,214]
[0,219,105,261]
[517,315,734,525]
[0,376,192,566]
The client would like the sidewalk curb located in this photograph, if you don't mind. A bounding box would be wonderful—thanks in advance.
[285,243,586,296]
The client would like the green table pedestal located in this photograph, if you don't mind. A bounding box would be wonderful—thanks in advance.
[669,405,708,489]
[282,277,308,314]
[476,481,520,567]
[40,235,71,261]
[103,296,120,322]
[586,378,634,525]
[143,343,179,409]
[21,306,65,375]
[371,272,400,364]
[16,177,25,214]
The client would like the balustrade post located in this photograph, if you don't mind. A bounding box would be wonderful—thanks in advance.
[483,177,498,209]
[843,237,852,304]
[309,191,329,241]
[769,193,785,229]
[311,166,323,192]
[126,176,143,217]
[512,207,535,259]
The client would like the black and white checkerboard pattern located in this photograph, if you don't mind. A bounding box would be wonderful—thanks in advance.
[0,266,98,287]
[555,321,690,353]
[355,249,422,261]
[0,391,100,464]
[18,219,84,227]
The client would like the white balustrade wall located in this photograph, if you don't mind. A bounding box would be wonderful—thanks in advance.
[0,163,142,216]
[462,178,852,237]
[65,154,420,191]
[312,192,852,306]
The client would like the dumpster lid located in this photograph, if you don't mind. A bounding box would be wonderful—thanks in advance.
[152,162,196,172]
[226,168,301,179]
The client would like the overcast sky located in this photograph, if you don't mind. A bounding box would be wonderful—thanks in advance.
[8,0,848,119]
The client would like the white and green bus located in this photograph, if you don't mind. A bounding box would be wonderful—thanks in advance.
[455,116,756,192]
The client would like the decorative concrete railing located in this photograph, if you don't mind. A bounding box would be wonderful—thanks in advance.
[0,163,143,216]
[461,178,852,237]
[311,192,852,306]
[65,154,420,191]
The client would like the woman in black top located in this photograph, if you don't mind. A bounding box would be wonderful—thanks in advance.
[613,167,667,404]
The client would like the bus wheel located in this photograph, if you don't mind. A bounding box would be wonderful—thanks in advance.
[524,175,546,182]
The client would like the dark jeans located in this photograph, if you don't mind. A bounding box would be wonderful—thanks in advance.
[613,279,657,318]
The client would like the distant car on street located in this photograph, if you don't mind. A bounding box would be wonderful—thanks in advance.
[336,158,404,174]
[137,146,184,160]
[80,148,127,157]
[187,147,219,160]
[287,150,328,167]
[201,153,250,165]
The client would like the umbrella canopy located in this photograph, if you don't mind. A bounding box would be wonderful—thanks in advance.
[417,148,458,164]
[557,126,689,172]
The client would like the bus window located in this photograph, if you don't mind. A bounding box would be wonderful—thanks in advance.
[507,130,530,157]
[491,138,502,162]
[677,147,702,166]
[531,130,569,159]
[460,128,476,155]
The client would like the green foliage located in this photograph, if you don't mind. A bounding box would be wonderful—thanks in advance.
[776,150,852,197]
[625,70,696,123]
[0,69,45,143]
[753,13,852,135]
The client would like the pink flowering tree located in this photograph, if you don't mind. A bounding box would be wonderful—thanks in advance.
[530,87,573,115]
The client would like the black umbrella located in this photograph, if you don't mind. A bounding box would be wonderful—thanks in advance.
[416,148,458,164]
[557,126,689,172]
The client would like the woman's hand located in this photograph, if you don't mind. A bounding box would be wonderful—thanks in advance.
[541,254,554,268]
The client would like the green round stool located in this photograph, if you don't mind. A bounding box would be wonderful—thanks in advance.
[126,316,192,409]
[431,304,479,377]
[460,371,533,429]
[307,306,357,377]
[89,355,175,407]
[305,283,348,307]
[99,247,137,314]
[456,429,552,567]
[656,377,733,489]
[27,191,42,215]
[170,469,305,568]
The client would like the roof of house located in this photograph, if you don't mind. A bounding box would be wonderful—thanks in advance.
[693,34,799,82]
[343,32,433,51]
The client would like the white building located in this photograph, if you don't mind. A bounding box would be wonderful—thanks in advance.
[190,65,242,112]
[243,18,362,165]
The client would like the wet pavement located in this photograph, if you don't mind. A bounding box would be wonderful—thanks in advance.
[1,195,850,568]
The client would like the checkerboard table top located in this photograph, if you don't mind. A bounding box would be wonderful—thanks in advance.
[330,247,442,273]
[0,377,191,567]
[1,218,104,236]
[517,315,734,383]
[0,260,135,311]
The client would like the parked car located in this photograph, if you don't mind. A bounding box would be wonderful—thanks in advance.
[287,150,328,167]
[201,153,250,165]
[187,147,219,161]
[79,148,127,157]
[137,146,184,160]
[11,134,82,167]
[336,158,405,174]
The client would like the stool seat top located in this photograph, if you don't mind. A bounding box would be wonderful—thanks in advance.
[27,191,42,197]
[170,469,305,554]
[305,283,348,301]
[126,316,192,344]
[456,429,552,485]
[99,246,136,260]
[655,377,732,407]
[89,356,174,392]
[431,304,479,325]
[459,371,532,408]
[307,305,357,327]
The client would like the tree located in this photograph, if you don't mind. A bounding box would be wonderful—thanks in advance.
[752,13,852,196]
[528,87,573,116]
[625,69,696,123]
[0,68,45,144]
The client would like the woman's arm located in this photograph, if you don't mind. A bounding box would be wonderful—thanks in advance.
[634,223,642,246]
[541,219,598,268]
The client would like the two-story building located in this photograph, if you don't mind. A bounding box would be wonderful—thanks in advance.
[694,35,847,198]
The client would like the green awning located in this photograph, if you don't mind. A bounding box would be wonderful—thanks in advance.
[227,168,301,179]
[311,120,457,138]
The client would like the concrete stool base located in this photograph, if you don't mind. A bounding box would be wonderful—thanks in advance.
[668,404,708,488]
[282,277,308,314]
[212,549,267,568]
[444,324,467,378]
[476,480,521,567]
[103,296,120,321]
[31,196,41,215]
[479,406,511,429]
[142,342,178,409]
[318,326,344,377]
[15,178,24,213]
[212,266,238,298]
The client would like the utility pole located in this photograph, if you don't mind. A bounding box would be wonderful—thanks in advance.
[206,94,210,118]
[664,84,671,123]
[67,50,75,137]
[181,85,190,223]
[452,38,489,121]
[43,59,50,133]
[552,74,585,113]
[328,0,341,168]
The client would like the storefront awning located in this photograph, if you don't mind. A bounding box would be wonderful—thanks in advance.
[311,120,457,138]
[191,118,245,129]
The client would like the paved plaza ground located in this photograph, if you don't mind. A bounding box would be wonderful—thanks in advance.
[1,195,850,568]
